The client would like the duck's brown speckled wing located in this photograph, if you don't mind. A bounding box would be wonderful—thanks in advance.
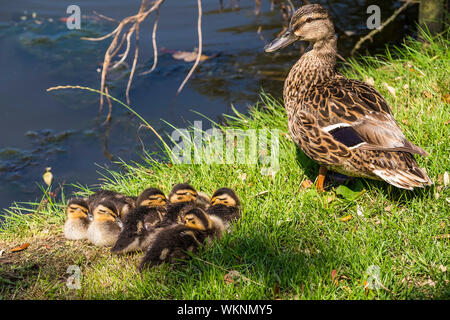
[301,76,428,156]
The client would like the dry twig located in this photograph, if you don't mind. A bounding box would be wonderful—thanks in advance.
[174,0,203,98]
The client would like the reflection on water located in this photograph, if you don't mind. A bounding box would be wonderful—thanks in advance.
[0,0,419,211]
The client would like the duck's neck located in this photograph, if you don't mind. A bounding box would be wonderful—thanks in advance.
[283,35,337,115]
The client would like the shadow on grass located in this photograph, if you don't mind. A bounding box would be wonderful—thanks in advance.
[183,229,337,299]
[295,147,434,204]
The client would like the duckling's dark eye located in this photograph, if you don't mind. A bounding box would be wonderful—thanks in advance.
[305,18,313,23]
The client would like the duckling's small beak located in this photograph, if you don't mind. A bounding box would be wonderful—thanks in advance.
[264,28,298,52]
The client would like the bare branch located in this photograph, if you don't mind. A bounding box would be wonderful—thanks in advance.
[140,7,160,75]
[175,0,203,97]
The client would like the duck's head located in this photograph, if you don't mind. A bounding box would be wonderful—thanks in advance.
[183,207,212,231]
[93,200,122,227]
[264,4,334,52]
[168,183,198,204]
[136,188,167,207]
[210,188,240,207]
[66,198,90,220]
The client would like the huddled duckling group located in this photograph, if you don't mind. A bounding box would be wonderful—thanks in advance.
[63,183,241,271]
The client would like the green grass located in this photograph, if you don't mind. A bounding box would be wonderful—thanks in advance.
[0,31,449,300]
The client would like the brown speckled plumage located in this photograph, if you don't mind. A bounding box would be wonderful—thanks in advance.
[266,4,432,190]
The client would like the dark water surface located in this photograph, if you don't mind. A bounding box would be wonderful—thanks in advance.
[0,0,418,211]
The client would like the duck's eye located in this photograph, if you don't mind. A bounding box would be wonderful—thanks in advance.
[305,17,313,23]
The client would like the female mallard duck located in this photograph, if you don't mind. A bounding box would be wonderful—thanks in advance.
[265,4,432,191]
[111,188,167,254]
[138,206,224,271]
[64,198,91,240]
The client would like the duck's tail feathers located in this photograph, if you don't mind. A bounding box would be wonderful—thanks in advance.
[373,167,433,190]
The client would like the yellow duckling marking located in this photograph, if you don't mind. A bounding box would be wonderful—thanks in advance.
[93,205,117,222]
[210,194,236,207]
[169,189,197,203]
[183,212,212,231]
[140,194,167,207]
[66,204,89,219]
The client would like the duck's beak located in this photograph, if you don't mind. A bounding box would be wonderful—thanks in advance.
[264,28,298,52]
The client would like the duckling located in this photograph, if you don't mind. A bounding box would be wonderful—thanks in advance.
[184,207,225,242]
[87,189,136,220]
[138,207,224,271]
[155,183,200,228]
[64,198,91,240]
[86,200,123,246]
[265,4,432,191]
[111,188,167,254]
[207,188,241,231]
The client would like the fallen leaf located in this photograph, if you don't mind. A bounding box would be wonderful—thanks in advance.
[172,50,210,62]
[339,214,353,222]
[423,91,432,99]
[224,270,240,285]
[383,82,396,98]
[273,282,280,297]
[441,93,450,104]
[443,171,449,187]
[435,234,450,240]
[43,167,53,186]
[401,119,409,125]
[238,173,247,181]
[300,179,313,190]
[403,84,409,90]
[11,243,30,253]
[439,265,447,272]
[384,205,393,212]
[326,193,335,204]
[363,280,369,295]
[356,205,364,217]
[335,184,363,201]
[331,269,339,286]
[418,278,436,287]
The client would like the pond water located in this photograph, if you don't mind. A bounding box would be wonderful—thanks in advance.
[0,0,418,211]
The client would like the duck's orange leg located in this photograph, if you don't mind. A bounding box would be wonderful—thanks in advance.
[316,166,328,193]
